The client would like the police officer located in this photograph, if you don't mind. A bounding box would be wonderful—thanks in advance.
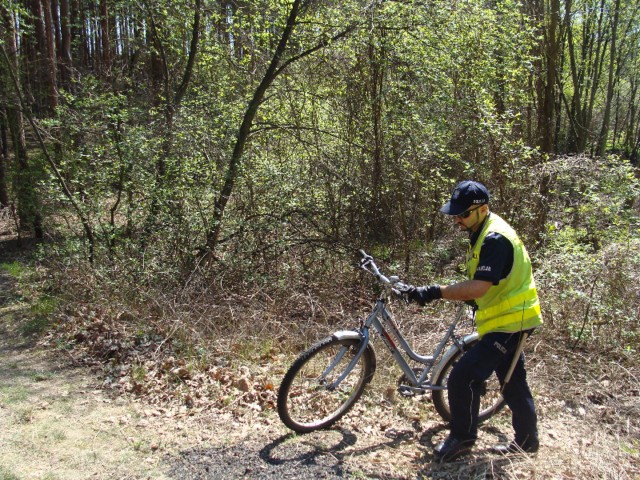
[404,180,542,462]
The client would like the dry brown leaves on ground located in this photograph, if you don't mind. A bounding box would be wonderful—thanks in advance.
[35,304,640,479]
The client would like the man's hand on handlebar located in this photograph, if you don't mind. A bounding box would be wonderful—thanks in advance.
[391,282,410,303]
[396,284,443,306]
[359,251,442,306]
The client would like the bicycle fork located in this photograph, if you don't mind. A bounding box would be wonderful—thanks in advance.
[323,329,371,390]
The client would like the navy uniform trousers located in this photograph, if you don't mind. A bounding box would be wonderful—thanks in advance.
[447,329,538,444]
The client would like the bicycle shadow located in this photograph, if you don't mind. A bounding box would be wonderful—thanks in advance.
[165,423,518,479]
[259,421,450,478]
[260,423,518,479]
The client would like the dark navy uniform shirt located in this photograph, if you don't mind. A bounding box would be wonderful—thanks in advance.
[469,217,514,285]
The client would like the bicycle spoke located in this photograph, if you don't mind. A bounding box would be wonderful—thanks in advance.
[278,337,374,432]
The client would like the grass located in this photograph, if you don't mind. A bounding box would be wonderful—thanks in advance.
[48,428,67,442]
[0,385,29,405]
[0,261,24,278]
[14,406,34,424]
[1,260,57,337]
[621,439,639,456]
[31,371,53,382]
[21,295,57,336]
[0,466,20,480]
[131,363,147,383]
[40,474,60,480]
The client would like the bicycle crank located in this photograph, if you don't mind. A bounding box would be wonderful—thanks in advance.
[397,368,428,397]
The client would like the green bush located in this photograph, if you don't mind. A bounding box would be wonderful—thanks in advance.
[533,156,640,353]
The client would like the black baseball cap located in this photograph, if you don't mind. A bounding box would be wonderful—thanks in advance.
[440,180,490,215]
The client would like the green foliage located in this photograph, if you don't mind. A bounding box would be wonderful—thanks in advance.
[0,465,20,480]
[1,258,58,337]
[533,156,640,351]
[3,0,639,358]
[21,295,57,336]
[11,0,633,269]
[0,262,25,278]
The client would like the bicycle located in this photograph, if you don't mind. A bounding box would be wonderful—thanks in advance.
[277,250,507,433]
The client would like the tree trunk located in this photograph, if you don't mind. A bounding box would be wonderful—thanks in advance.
[584,0,608,155]
[78,0,90,68]
[205,0,304,254]
[52,0,61,53]
[1,7,43,236]
[100,0,111,77]
[367,33,390,244]
[174,0,202,107]
[633,126,640,165]
[59,0,73,88]
[0,113,8,208]
[142,0,202,234]
[563,0,608,153]
[625,77,638,158]
[41,0,59,112]
[27,0,47,112]
[2,37,96,256]
[596,0,621,157]
[539,0,560,153]
[6,108,41,236]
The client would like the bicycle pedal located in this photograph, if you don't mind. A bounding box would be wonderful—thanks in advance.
[397,386,416,397]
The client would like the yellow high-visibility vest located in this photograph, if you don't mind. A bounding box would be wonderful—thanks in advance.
[466,213,543,337]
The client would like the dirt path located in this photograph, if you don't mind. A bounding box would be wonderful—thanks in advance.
[1,263,639,479]
[0,281,349,480]
[0,268,169,479]
[0,265,350,480]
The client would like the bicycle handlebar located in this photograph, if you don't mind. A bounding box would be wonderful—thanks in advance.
[359,250,408,292]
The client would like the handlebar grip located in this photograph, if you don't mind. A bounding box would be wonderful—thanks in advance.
[358,250,407,291]
[359,250,373,267]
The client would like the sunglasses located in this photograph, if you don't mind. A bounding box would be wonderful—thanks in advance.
[455,204,483,219]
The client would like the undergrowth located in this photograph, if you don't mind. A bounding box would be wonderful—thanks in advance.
[1,155,638,478]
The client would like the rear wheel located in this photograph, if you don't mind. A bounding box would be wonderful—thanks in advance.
[431,339,506,423]
[277,336,375,433]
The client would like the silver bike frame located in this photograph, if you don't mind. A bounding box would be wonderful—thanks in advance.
[326,251,524,395]
[329,292,474,394]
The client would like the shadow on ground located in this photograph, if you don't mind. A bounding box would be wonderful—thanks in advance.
[164,424,449,479]
[164,421,532,480]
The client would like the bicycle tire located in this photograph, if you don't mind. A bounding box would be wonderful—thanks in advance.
[277,336,376,433]
[431,338,506,423]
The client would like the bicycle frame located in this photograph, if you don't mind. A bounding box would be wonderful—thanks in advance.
[316,251,482,397]
[331,294,474,395]
[277,251,510,433]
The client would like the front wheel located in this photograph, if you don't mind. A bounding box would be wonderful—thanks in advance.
[277,336,376,433]
[431,339,506,423]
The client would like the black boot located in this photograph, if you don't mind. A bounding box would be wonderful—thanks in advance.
[434,436,475,462]
[493,435,539,455]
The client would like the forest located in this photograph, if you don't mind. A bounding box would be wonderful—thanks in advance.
[0,0,639,477]
[1,0,639,261]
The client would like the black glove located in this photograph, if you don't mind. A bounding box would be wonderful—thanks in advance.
[403,285,442,306]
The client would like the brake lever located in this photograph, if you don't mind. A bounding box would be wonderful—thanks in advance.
[358,249,374,270]
[391,288,410,304]
[391,281,411,304]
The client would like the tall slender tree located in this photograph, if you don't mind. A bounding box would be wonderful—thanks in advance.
[596,0,621,156]
[0,110,8,208]
[59,0,73,87]
[41,0,59,111]
[1,7,42,236]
